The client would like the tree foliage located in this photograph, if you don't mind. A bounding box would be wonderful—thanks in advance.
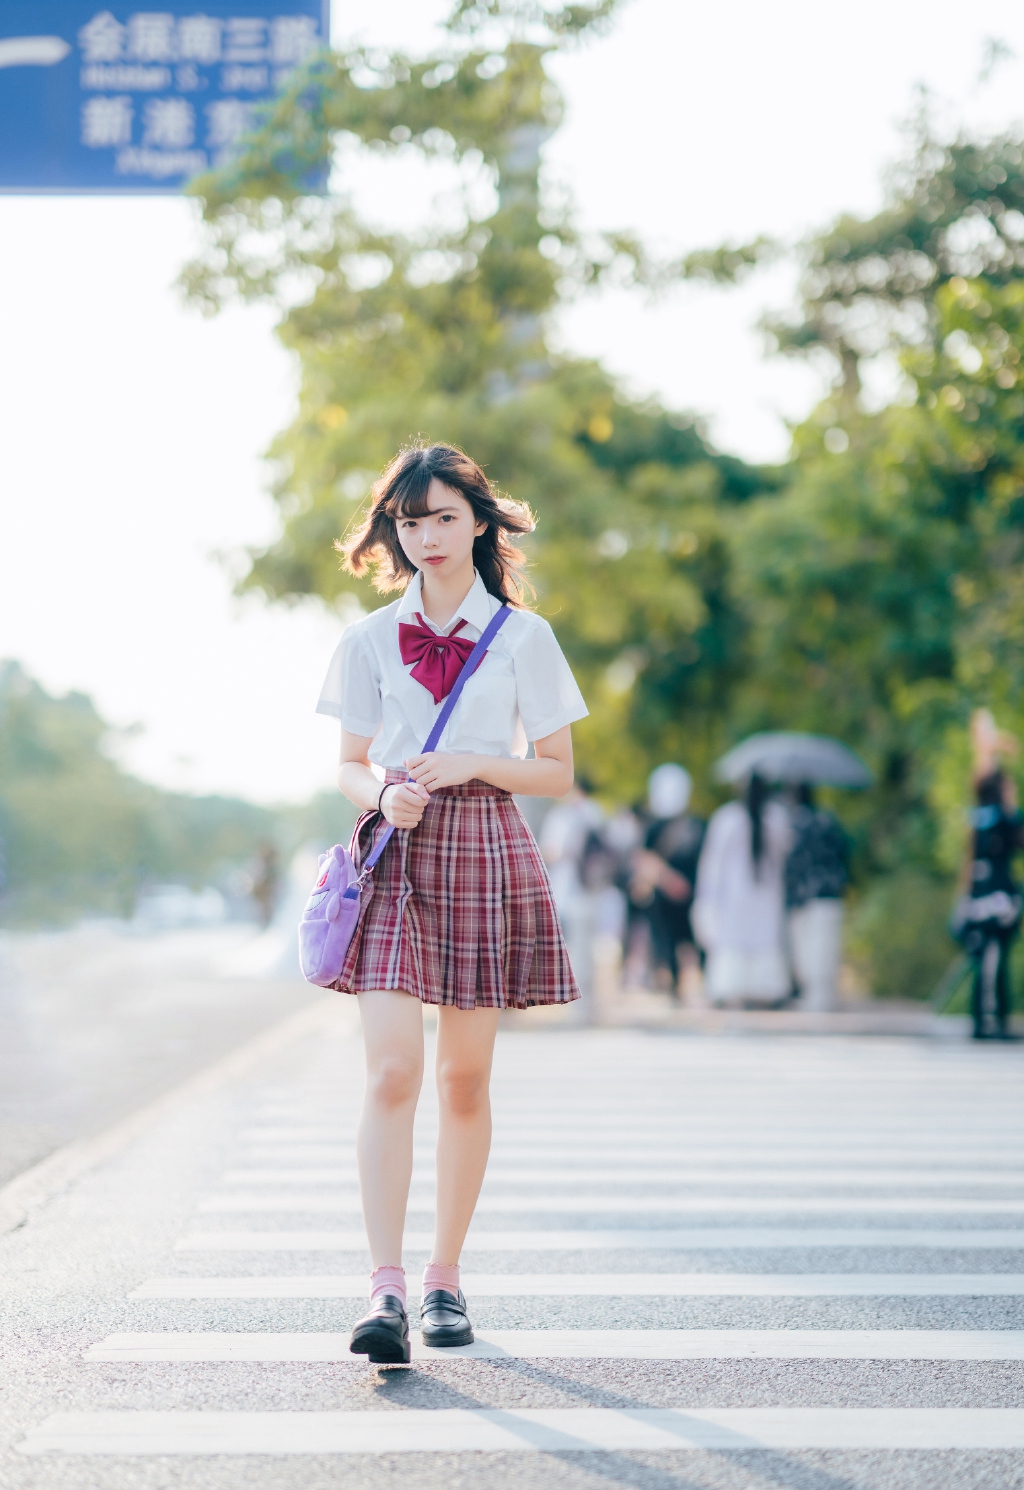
[699,118,1024,397]
[183,2,1024,1000]
[726,263,1024,877]
[681,132,1024,994]
[183,0,774,802]
[0,662,276,924]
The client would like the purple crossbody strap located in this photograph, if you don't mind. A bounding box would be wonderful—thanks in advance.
[359,604,512,875]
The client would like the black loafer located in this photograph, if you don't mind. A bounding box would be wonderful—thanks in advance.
[420,1288,474,1347]
[349,1294,411,1363]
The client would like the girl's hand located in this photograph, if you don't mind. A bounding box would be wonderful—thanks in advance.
[404,752,481,792]
[381,780,429,829]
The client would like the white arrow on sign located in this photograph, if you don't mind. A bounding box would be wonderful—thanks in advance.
[0,36,71,69]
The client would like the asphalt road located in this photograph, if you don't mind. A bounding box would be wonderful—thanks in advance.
[3,1005,1024,1488]
[0,921,319,1185]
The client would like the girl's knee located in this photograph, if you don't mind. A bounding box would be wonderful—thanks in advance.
[367,1055,422,1110]
[437,1062,489,1118]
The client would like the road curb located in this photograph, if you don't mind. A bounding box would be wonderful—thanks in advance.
[0,992,351,1237]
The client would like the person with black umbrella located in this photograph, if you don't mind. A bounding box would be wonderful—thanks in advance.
[701,733,870,1011]
[692,773,793,1007]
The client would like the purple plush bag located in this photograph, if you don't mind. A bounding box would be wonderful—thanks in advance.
[298,606,511,986]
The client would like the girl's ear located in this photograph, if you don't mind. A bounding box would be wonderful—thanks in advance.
[474,519,487,538]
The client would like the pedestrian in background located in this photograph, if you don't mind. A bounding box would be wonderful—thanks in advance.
[951,709,1023,1041]
[784,785,849,1011]
[317,443,588,1362]
[692,772,792,1007]
[250,842,281,930]
[540,775,609,1023]
[630,764,705,1000]
[618,799,654,988]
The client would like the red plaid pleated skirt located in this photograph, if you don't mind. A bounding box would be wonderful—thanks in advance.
[331,775,579,1010]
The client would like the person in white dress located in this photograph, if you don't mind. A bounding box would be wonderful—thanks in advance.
[692,773,793,1006]
[539,779,608,1024]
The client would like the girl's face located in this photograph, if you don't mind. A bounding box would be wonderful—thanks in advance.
[396,479,486,580]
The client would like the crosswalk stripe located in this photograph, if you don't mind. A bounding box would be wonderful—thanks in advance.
[240,1127,1024,1147]
[175,1227,1024,1251]
[236,1144,1024,1168]
[19,1407,1024,1455]
[237,1142,1024,1161]
[264,1118,1023,1128]
[82,1329,1024,1362]
[220,1165,1024,1188]
[129,1272,1024,1299]
[294,1121,1024,1128]
[242,1110,1024,1122]
[197,1192,1024,1215]
[254,1091,1012,1100]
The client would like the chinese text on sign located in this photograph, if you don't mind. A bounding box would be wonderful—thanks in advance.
[0,3,328,192]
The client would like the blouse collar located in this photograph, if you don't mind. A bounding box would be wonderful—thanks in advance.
[397,569,493,636]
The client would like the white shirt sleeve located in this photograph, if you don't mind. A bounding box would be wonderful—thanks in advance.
[315,625,382,737]
[512,618,588,742]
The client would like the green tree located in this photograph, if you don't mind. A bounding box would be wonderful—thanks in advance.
[720,204,1024,995]
[0,661,277,924]
[724,171,1024,882]
[183,7,1024,1002]
[183,0,773,803]
[686,117,1024,399]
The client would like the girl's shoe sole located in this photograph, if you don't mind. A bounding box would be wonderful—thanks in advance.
[350,1325,411,1364]
[421,1326,474,1348]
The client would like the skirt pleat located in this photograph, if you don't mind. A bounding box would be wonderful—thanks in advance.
[332,775,579,1010]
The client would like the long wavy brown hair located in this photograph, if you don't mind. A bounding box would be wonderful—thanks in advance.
[338,443,534,606]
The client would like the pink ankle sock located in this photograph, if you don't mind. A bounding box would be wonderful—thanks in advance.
[369,1265,406,1308]
[423,1262,460,1295]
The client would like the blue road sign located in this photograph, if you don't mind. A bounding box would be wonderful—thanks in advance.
[0,2,329,192]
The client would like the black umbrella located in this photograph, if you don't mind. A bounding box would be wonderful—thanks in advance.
[714,732,872,788]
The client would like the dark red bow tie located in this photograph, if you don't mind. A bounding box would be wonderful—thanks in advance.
[398,613,475,704]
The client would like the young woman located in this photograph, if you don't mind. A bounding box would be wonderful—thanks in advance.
[691,773,793,1008]
[952,709,1023,1040]
[315,442,587,1363]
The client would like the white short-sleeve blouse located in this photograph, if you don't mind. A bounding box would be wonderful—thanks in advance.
[316,570,588,769]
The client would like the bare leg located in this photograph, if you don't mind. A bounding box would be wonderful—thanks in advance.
[432,1005,501,1264]
[356,989,424,1267]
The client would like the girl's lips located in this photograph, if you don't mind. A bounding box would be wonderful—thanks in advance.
[424,556,446,565]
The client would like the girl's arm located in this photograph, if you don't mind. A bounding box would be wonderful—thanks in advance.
[338,730,429,829]
[406,725,574,799]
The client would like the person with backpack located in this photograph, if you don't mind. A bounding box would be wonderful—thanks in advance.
[315,443,588,1362]
[951,710,1023,1040]
[628,764,705,1000]
[784,784,850,1011]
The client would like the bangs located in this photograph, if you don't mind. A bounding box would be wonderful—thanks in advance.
[382,461,433,519]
